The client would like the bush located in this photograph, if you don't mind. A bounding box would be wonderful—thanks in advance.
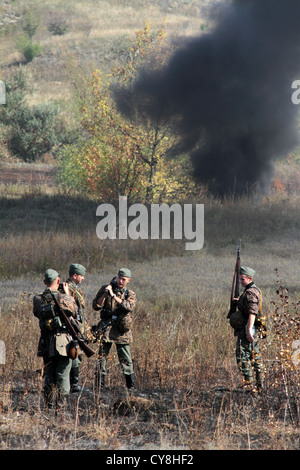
[7,103,59,162]
[16,35,42,63]
[46,11,69,36]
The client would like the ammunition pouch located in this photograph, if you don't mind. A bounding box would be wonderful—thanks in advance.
[55,332,72,357]
[44,316,62,332]
[39,303,56,320]
[229,310,247,331]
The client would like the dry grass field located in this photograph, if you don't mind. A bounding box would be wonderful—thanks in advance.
[0,0,299,452]
[0,166,299,451]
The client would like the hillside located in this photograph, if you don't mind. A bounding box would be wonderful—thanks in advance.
[0,0,210,106]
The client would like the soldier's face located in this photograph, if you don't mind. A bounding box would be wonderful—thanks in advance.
[73,274,84,285]
[240,275,252,287]
[116,276,130,289]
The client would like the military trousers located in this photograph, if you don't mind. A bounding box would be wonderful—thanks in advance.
[43,355,72,400]
[235,333,264,386]
[97,340,133,377]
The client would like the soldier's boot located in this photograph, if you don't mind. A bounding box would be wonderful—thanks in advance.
[43,387,53,409]
[70,367,82,393]
[125,373,135,390]
[242,375,254,391]
[255,371,264,393]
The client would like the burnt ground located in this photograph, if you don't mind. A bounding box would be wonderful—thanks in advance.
[0,370,299,451]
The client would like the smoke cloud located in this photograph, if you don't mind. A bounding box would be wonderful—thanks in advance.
[114,0,300,197]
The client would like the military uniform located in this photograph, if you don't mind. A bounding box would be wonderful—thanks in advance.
[235,267,264,390]
[92,269,136,389]
[66,263,87,392]
[33,269,78,407]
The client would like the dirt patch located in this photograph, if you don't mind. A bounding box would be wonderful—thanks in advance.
[0,164,57,187]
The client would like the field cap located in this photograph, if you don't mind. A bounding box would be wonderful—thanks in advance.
[44,269,59,283]
[118,267,131,278]
[240,266,256,277]
[69,263,86,276]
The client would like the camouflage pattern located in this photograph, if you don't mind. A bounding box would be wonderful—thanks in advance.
[237,283,260,321]
[66,278,86,313]
[92,278,136,344]
[33,288,78,357]
[93,276,136,389]
[235,282,264,387]
[236,335,264,387]
[33,288,78,401]
[65,278,86,378]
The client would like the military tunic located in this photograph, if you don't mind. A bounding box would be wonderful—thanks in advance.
[92,278,136,344]
[92,277,136,384]
[33,288,78,401]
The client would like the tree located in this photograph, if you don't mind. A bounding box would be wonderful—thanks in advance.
[61,23,196,203]
[0,69,68,162]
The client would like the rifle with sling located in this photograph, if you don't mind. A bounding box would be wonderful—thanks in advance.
[227,239,241,319]
[50,292,95,358]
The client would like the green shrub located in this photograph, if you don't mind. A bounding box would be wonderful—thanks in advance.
[7,103,59,162]
[16,35,42,63]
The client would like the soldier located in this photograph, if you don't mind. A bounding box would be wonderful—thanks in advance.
[33,269,78,408]
[66,263,87,393]
[233,266,264,393]
[92,268,136,390]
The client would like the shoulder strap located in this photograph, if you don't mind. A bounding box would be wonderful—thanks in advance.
[252,286,262,314]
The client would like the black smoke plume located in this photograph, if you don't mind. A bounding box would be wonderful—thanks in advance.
[113,0,300,197]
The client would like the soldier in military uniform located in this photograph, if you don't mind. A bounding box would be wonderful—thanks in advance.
[233,266,264,392]
[66,263,87,393]
[33,269,78,408]
[92,268,136,390]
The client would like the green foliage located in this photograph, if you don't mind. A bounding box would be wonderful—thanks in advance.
[0,69,68,162]
[15,7,41,63]
[58,24,197,203]
[22,7,40,39]
[7,102,59,162]
[58,138,147,202]
[16,34,42,63]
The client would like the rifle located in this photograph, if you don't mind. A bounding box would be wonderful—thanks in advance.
[227,239,241,318]
[91,318,114,343]
[51,292,95,358]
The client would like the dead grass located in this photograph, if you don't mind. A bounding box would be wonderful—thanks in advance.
[0,0,299,450]
[0,179,299,451]
[0,279,298,450]
[0,0,208,106]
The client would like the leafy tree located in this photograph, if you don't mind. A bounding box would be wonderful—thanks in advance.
[61,23,196,203]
